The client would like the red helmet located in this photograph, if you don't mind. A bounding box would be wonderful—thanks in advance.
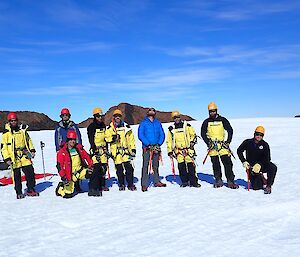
[67,130,77,140]
[7,112,18,121]
[60,108,70,116]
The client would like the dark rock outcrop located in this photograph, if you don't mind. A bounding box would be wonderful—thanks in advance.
[0,111,56,132]
[78,103,194,127]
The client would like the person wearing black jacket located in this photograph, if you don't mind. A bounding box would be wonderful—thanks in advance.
[201,102,239,189]
[237,126,277,194]
[87,107,109,192]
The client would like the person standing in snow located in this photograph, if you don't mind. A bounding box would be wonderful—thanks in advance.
[54,108,82,152]
[1,112,39,199]
[105,109,137,191]
[54,108,82,192]
[237,126,277,194]
[138,107,166,192]
[55,130,98,197]
[167,111,201,188]
[87,107,109,192]
[201,102,239,189]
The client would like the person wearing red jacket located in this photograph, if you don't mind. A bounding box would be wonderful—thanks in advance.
[55,130,100,198]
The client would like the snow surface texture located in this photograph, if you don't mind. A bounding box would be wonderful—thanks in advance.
[0,118,299,257]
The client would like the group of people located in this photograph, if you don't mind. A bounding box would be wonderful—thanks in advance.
[0,102,277,199]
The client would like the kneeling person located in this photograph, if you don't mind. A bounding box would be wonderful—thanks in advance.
[237,126,277,194]
[56,130,99,198]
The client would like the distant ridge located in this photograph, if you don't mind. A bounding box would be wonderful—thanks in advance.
[0,103,194,131]
[79,102,194,127]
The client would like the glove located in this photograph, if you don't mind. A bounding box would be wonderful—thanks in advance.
[243,161,250,169]
[207,140,214,149]
[222,141,230,149]
[168,152,175,158]
[61,176,69,185]
[30,151,36,158]
[252,163,261,174]
[6,160,12,166]
[153,144,161,153]
[112,134,120,142]
[130,149,136,158]
[190,141,195,148]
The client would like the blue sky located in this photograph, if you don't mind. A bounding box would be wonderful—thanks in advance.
[1,0,300,122]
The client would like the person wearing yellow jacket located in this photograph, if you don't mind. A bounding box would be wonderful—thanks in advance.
[105,109,137,191]
[1,112,39,199]
[201,102,239,189]
[167,111,201,187]
[87,107,109,191]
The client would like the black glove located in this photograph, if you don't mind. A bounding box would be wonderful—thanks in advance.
[61,176,69,185]
[168,152,175,158]
[153,144,161,153]
[130,149,136,158]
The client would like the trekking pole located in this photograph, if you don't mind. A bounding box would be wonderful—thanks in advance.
[170,156,176,180]
[40,141,46,180]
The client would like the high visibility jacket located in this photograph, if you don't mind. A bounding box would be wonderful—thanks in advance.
[138,116,165,149]
[1,123,35,168]
[167,121,197,163]
[56,143,93,181]
[54,120,82,152]
[87,120,108,164]
[105,121,136,165]
[201,115,233,157]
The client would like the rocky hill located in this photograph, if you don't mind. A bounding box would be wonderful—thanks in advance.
[0,111,56,132]
[79,102,194,127]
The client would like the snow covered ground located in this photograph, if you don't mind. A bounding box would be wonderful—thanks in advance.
[0,118,299,257]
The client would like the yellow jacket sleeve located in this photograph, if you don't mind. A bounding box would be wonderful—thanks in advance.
[105,124,116,143]
[166,130,173,153]
[187,125,197,144]
[126,130,136,152]
[1,133,11,161]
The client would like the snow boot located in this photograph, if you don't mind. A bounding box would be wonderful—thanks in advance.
[119,185,126,191]
[26,189,40,196]
[88,189,102,197]
[16,193,26,199]
[154,182,167,187]
[227,181,239,189]
[128,185,137,191]
[75,181,83,193]
[264,186,272,194]
[191,183,201,188]
[213,179,224,188]
[180,182,189,188]
[142,186,148,192]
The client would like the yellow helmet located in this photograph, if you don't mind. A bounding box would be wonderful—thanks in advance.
[171,111,180,118]
[255,126,265,134]
[113,109,123,116]
[208,102,218,111]
[93,107,103,116]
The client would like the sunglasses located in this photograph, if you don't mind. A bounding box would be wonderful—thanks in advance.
[9,119,17,122]
[173,116,180,119]
[94,113,104,118]
[255,132,264,137]
[61,114,70,117]
[209,109,217,113]
[114,114,122,118]
[148,108,156,112]
[67,138,76,141]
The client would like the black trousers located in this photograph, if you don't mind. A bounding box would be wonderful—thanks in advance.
[210,155,235,182]
[13,165,36,194]
[178,162,198,186]
[115,161,134,187]
[90,163,107,190]
[251,162,277,190]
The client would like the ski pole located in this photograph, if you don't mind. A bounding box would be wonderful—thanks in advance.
[40,141,46,180]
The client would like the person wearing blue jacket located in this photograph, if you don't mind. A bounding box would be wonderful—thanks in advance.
[54,108,82,152]
[54,108,83,192]
[138,107,166,191]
